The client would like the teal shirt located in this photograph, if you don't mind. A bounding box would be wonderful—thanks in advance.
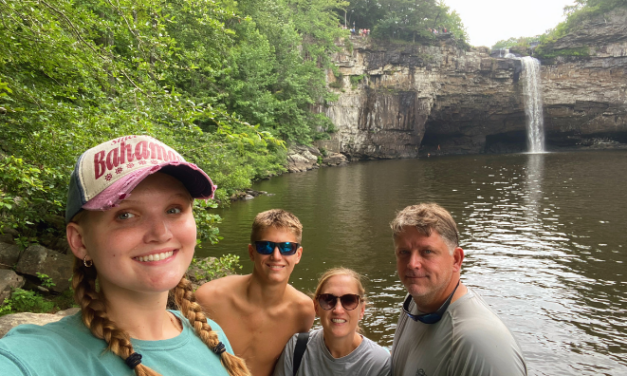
[0,311,233,376]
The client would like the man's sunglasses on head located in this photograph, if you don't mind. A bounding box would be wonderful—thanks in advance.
[254,241,300,256]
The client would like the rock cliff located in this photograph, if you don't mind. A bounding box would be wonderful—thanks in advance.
[540,7,627,149]
[318,8,627,159]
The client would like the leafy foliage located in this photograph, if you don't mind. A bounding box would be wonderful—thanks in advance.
[0,288,56,316]
[341,0,468,44]
[492,36,540,50]
[36,272,57,289]
[350,74,366,89]
[190,254,242,282]
[219,0,346,143]
[0,0,472,249]
[534,0,627,58]
[0,0,344,244]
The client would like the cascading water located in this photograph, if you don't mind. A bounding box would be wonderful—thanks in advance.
[520,56,545,153]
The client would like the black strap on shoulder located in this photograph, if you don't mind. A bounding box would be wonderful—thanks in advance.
[292,332,310,376]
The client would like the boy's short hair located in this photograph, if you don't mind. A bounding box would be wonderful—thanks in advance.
[250,209,303,243]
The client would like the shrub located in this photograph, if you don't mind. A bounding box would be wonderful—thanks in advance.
[190,254,242,282]
[0,289,56,317]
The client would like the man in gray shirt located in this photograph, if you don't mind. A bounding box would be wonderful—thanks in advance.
[390,203,527,376]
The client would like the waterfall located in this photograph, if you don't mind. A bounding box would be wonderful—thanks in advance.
[520,56,545,153]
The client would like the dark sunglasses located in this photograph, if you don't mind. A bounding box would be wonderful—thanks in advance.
[317,293,361,311]
[403,279,460,324]
[254,241,300,256]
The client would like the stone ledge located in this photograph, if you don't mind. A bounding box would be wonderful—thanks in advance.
[0,308,80,339]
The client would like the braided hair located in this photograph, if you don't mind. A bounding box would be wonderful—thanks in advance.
[72,257,251,376]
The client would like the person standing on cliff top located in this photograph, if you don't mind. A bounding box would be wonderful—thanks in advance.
[196,209,315,376]
[390,203,527,376]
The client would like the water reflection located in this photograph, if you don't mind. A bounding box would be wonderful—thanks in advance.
[523,153,544,223]
[202,151,627,376]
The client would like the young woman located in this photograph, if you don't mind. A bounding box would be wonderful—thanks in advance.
[0,135,251,376]
[272,268,390,376]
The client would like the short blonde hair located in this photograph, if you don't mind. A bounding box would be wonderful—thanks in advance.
[390,203,459,253]
[250,209,303,243]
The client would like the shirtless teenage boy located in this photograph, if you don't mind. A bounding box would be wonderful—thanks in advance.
[196,209,315,376]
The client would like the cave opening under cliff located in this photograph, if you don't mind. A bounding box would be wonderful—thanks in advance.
[419,130,466,154]
[420,128,530,155]
[484,130,528,154]
[547,130,627,148]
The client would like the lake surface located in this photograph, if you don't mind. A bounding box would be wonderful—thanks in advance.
[199,150,627,376]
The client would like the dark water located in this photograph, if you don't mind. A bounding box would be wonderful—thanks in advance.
[199,151,627,376]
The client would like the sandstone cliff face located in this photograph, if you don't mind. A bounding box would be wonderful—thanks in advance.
[541,8,627,148]
[319,8,627,159]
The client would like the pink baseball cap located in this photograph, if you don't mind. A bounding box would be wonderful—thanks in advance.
[65,135,216,222]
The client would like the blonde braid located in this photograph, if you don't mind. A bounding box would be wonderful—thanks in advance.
[173,277,251,376]
[71,257,159,376]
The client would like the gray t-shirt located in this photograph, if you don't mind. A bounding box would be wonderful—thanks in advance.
[391,288,527,376]
[273,328,391,376]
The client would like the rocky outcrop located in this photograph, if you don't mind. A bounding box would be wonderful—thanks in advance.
[287,144,348,172]
[321,152,348,167]
[544,8,627,53]
[0,269,24,302]
[0,308,79,338]
[287,145,320,172]
[322,8,627,158]
[229,189,274,202]
[539,8,627,148]
[15,244,73,293]
[0,242,20,269]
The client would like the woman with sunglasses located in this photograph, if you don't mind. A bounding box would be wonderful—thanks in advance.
[272,268,390,376]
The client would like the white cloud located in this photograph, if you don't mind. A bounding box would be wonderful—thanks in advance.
[444,0,576,47]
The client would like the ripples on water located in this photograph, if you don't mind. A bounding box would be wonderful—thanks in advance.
[202,151,627,376]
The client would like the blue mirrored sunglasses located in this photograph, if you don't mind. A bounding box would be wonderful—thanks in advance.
[403,279,460,324]
[254,241,300,255]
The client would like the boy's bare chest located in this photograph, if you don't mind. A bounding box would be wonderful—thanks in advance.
[226,307,297,345]
[222,310,298,375]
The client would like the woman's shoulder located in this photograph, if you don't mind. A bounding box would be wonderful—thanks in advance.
[282,328,317,352]
[356,336,391,375]
[361,335,390,350]
[359,335,391,359]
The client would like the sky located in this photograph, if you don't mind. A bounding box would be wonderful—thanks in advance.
[444,0,577,48]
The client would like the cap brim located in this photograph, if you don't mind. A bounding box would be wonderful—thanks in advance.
[82,162,216,211]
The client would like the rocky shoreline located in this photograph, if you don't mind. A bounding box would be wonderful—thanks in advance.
[228,144,350,203]
[286,144,349,173]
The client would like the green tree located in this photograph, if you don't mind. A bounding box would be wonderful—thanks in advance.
[0,0,284,242]
[218,0,345,143]
[341,0,467,44]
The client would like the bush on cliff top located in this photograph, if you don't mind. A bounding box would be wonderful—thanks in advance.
[341,0,468,45]
[535,0,627,57]
[492,0,627,57]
